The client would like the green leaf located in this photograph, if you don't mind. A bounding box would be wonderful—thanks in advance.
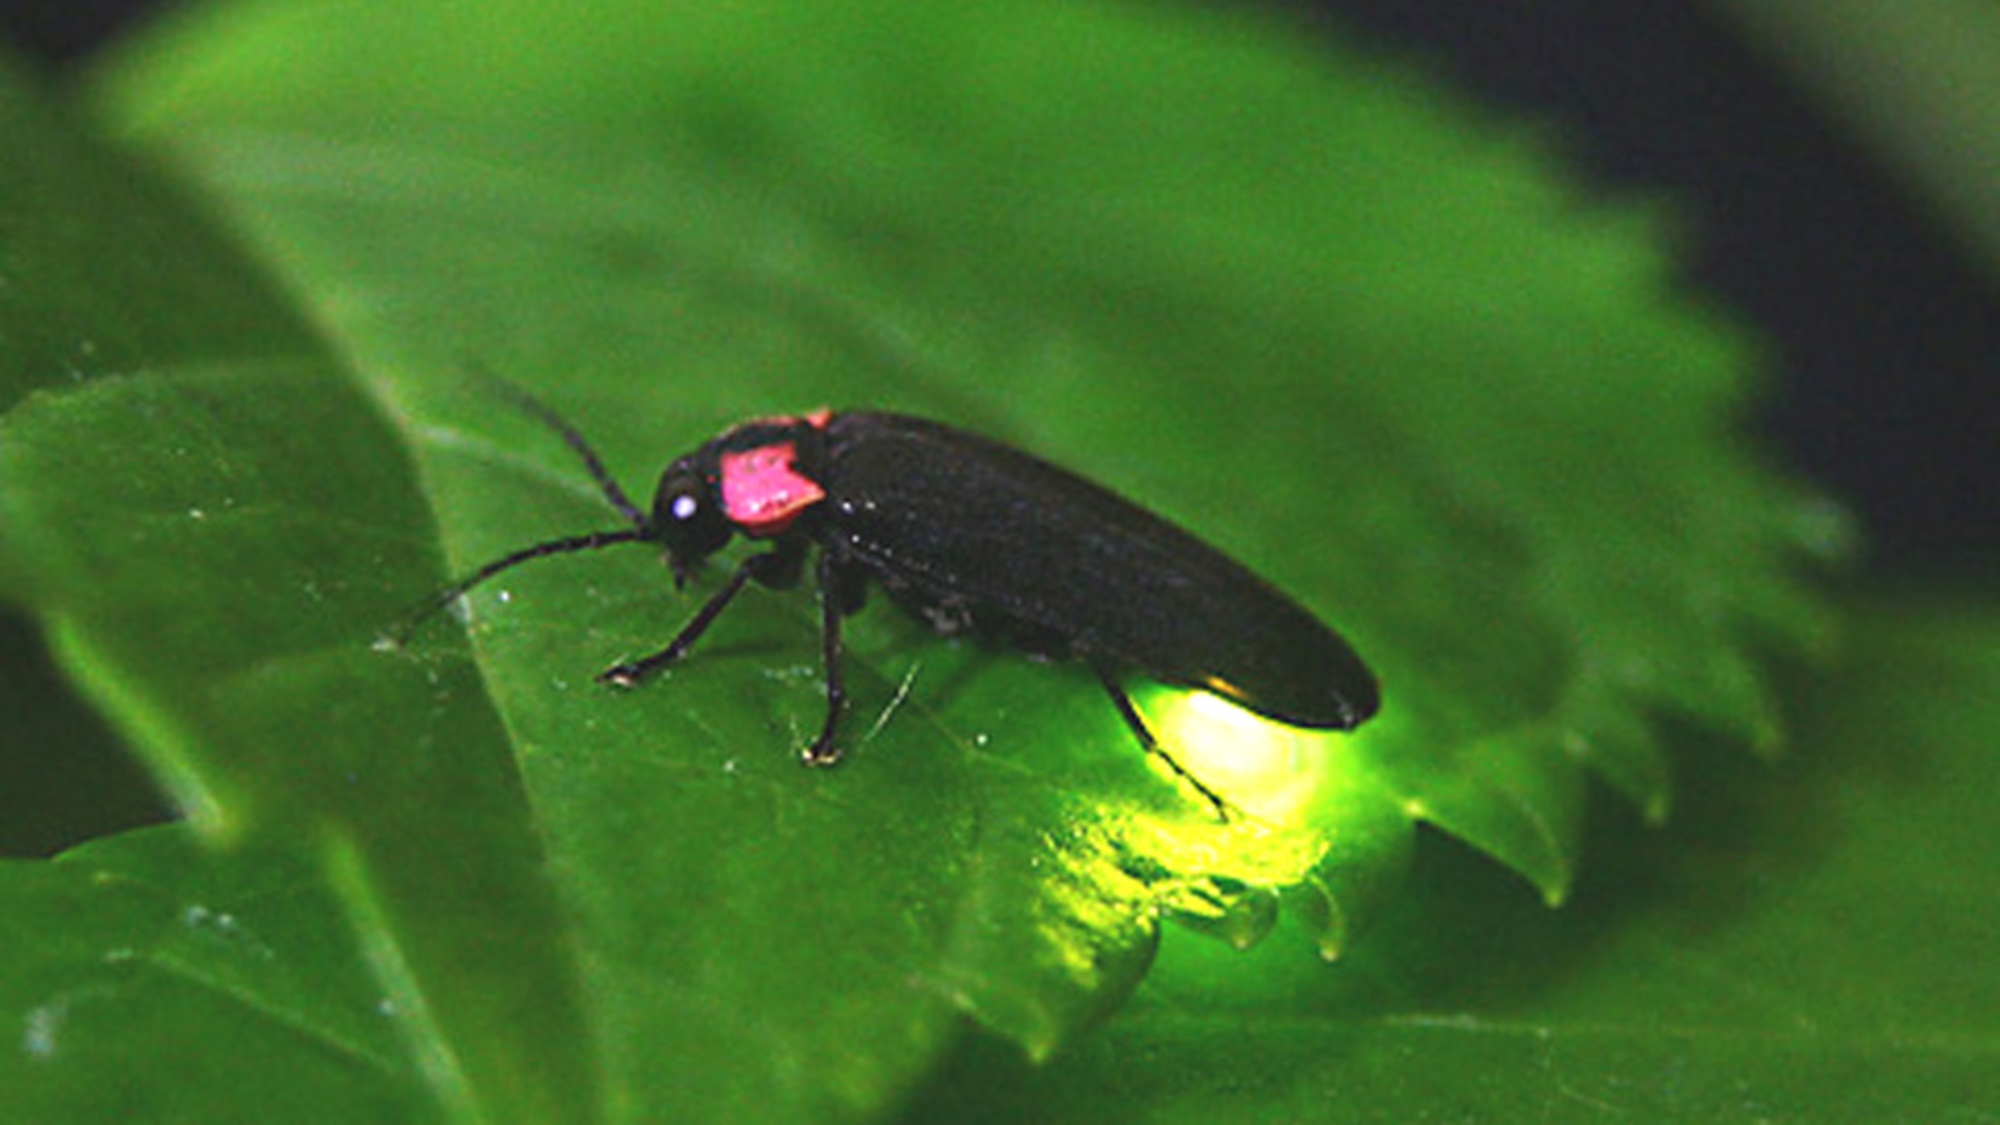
[1,0,1838,1120]
[0,61,311,408]
[0,53,310,597]
[0,828,425,1122]
[0,53,598,1125]
[90,0,1840,882]
[903,593,2000,1121]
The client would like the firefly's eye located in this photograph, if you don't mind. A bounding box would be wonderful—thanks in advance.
[653,463,732,561]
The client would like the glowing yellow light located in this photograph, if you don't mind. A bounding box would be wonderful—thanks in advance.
[1147,688,1338,825]
[1034,686,1384,957]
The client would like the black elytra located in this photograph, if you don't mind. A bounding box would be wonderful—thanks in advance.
[415,386,1381,814]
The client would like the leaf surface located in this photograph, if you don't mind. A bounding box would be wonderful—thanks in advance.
[2,2,1837,1120]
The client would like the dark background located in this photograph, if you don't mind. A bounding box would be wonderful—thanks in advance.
[3,2,1993,854]
[6,0,1993,575]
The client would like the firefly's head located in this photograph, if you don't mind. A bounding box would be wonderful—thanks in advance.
[651,454,734,586]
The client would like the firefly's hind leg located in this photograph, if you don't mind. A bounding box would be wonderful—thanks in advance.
[1091,665,1232,820]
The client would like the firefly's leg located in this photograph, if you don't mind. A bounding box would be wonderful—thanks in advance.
[1092,664,1232,820]
[804,550,850,766]
[597,542,805,688]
